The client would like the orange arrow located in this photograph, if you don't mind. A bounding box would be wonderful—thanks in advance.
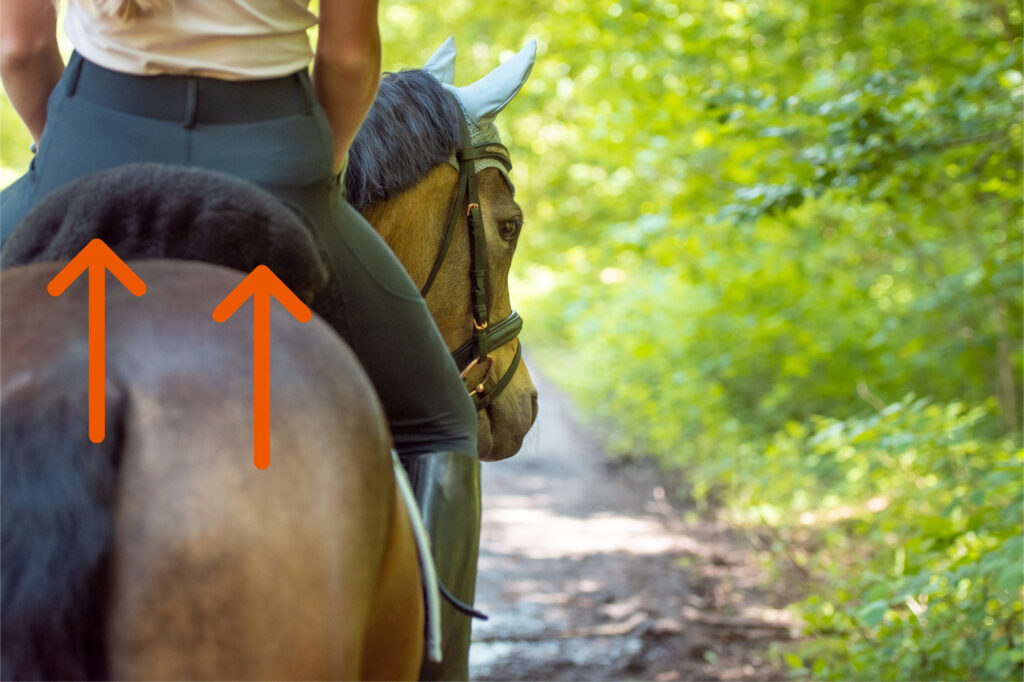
[212,265,311,469]
[47,239,147,443]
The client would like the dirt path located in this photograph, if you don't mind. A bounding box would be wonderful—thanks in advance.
[469,369,794,681]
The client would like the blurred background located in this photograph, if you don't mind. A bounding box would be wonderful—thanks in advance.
[2,1,1021,679]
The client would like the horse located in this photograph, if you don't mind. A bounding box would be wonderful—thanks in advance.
[347,37,539,460]
[0,40,537,680]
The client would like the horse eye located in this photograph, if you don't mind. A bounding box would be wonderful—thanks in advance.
[500,218,523,241]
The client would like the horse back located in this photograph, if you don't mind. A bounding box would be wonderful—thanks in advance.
[1,260,423,679]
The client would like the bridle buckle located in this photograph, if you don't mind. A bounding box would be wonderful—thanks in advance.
[460,355,494,391]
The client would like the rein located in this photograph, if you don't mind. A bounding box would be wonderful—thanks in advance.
[420,99,524,412]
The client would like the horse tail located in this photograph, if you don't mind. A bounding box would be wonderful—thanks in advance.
[1,367,126,681]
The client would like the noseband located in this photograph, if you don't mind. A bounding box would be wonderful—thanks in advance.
[419,99,524,411]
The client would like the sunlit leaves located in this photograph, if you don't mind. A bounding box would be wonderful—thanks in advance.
[736,399,1024,679]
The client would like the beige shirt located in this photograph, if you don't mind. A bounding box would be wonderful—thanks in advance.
[65,0,317,80]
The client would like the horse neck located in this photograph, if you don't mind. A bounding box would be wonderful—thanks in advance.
[363,164,470,349]
[364,165,460,292]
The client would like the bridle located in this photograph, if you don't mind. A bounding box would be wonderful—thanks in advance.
[419,99,524,412]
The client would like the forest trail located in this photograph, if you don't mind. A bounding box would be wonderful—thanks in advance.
[469,368,795,681]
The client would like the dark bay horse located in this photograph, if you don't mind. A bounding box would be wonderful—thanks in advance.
[1,51,536,679]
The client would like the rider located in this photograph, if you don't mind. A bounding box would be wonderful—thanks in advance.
[0,1,480,678]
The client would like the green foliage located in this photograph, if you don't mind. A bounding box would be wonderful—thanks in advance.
[773,399,1023,680]
[511,0,1022,435]
[1,93,34,188]
[499,1,1023,678]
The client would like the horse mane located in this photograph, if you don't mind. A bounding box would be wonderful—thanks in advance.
[0,164,329,302]
[345,69,462,211]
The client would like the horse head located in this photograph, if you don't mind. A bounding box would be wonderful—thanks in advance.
[348,39,539,461]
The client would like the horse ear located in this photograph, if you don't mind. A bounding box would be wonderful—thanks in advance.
[454,39,536,125]
[423,36,457,84]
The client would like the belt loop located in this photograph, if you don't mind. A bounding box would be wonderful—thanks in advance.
[65,53,85,98]
[182,78,198,129]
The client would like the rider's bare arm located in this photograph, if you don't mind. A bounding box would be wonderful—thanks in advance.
[1,0,64,144]
[313,0,381,174]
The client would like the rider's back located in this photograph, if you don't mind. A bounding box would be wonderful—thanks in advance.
[65,0,316,79]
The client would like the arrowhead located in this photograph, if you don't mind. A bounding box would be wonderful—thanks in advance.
[212,265,311,470]
[44,238,145,446]
[212,265,312,323]
[47,238,147,297]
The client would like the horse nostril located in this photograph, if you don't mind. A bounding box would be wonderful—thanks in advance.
[529,389,539,426]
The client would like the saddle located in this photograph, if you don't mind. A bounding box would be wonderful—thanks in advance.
[0,163,328,305]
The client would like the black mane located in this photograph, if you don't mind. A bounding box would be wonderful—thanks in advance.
[345,69,462,211]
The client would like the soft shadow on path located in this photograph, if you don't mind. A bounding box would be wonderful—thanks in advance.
[470,367,792,681]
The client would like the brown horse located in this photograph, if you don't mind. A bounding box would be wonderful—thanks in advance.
[0,57,536,679]
[2,258,424,680]
[365,165,536,461]
[347,54,539,461]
